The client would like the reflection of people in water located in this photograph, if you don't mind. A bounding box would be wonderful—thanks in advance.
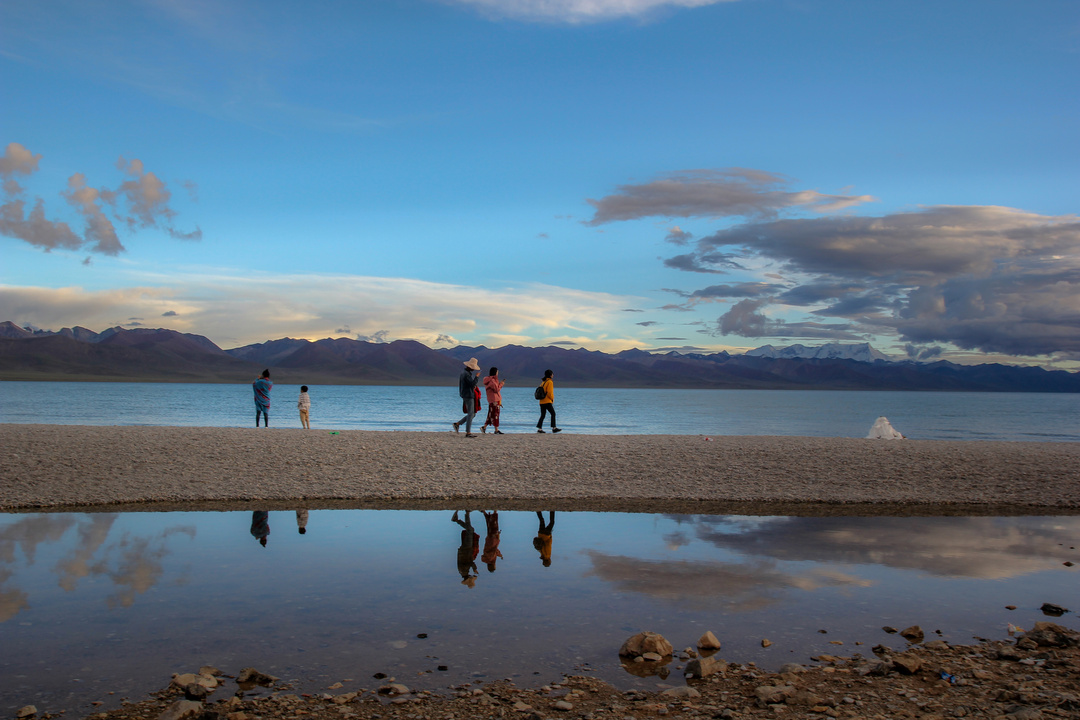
[296,510,308,535]
[250,511,270,547]
[481,510,503,572]
[452,510,479,587]
[533,511,555,567]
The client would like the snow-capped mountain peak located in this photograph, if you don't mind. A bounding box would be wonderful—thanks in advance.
[744,342,890,363]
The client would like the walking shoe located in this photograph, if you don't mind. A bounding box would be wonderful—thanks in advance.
[480,425,486,433]
[494,430,504,434]
[453,423,459,433]
[536,429,546,433]
[552,428,562,433]
[465,434,478,438]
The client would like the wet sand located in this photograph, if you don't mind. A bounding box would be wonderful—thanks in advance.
[2,424,1079,513]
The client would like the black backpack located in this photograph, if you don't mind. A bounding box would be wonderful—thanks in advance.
[534,383,546,400]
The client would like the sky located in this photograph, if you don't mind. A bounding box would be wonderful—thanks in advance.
[1,0,1078,367]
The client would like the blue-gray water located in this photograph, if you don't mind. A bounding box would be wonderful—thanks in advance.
[1,509,1077,715]
[1,381,1077,440]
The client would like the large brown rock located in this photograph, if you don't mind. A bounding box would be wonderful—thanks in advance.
[1023,622,1079,648]
[685,654,728,679]
[619,631,673,658]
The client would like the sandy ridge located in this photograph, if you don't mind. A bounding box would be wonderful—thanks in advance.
[2,424,1079,513]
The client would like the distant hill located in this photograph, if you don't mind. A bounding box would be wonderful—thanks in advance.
[1,321,1078,391]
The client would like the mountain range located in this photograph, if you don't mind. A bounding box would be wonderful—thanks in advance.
[1,321,1077,392]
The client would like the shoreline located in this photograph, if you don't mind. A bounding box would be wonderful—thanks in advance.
[2,424,1079,513]
[24,625,1080,720]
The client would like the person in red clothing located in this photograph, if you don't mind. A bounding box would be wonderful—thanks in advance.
[480,367,505,434]
[481,510,502,572]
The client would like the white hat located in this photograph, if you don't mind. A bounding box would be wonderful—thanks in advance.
[464,358,480,371]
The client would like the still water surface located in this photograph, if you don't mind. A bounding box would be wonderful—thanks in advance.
[1,509,1077,715]
[1,381,1077,440]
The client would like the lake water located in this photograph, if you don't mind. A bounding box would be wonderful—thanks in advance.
[1,381,1077,441]
[1,509,1077,716]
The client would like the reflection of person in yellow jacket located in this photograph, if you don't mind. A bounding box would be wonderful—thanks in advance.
[535,369,560,433]
[533,511,555,567]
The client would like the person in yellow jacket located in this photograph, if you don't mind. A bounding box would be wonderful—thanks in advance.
[536,369,561,433]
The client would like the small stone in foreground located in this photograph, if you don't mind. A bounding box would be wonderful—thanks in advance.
[761,639,772,648]
[16,706,37,719]
[899,625,924,642]
[158,699,202,720]
[697,631,721,650]
[661,686,700,699]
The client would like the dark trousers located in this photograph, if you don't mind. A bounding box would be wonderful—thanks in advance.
[537,403,556,428]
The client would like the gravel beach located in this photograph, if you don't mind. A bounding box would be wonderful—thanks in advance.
[2,424,1079,513]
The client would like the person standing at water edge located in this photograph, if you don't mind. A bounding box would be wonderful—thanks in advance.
[536,369,560,433]
[481,367,505,434]
[297,385,311,429]
[453,358,481,437]
[250,510,270,547]
[253,369,272,427]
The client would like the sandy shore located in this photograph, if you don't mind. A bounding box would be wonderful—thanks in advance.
[2,424,1079,513]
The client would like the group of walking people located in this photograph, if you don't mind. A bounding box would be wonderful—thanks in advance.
[454,357,560,437]
[251,358,562,434]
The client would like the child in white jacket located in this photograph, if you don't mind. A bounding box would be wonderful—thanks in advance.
[297,385,311,429]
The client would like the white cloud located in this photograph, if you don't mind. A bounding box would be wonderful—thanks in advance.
[445,0,737,23]
[0,272,642,350]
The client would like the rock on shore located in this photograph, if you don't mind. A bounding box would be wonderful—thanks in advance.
[49,622,1080,720]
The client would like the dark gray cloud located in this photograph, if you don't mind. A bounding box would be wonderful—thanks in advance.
[776,282,868,307]
[663,253,726,274]
[636,320,659,326]
[621,308,645,313]
[161,310,178,317]
[0,143,202,256]
[665,225,693,245]
[717,299,861,340]
[904,343,944,361]
[667,205,1080,356]
[585,169,874,226]
[689,282,782,300]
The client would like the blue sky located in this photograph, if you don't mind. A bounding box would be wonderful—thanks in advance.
[2,0,1078,366]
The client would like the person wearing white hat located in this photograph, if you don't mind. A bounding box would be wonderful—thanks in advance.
[453,357,482,437]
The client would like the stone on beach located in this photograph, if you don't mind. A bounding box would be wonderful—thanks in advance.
[697,630,721,650]
[618,631,673,658]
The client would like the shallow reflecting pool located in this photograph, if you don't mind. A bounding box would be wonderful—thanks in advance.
[1,510,1077,715]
